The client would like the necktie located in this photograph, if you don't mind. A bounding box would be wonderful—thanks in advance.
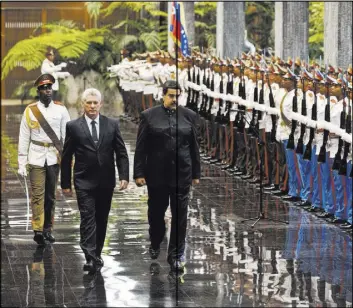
[91,120,98,143]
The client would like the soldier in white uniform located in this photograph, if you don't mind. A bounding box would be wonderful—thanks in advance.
[18,74,71,245]
[41,49,70,100]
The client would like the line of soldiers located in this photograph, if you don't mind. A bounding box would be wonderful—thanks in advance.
[109,49,352,234]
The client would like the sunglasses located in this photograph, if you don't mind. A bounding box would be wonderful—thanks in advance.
[38,84,52,90]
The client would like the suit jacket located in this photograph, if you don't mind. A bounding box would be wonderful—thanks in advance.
[134,105,201,187]
[61,114,129,190]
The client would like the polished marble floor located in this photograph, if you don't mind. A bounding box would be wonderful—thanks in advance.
[1,104,352,307]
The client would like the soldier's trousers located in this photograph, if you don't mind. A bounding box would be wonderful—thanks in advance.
[296,145,312,201]
[276,141,287,190]
[265,132,276,185]
[319,152,334,214]
[283,140,300,197]
[235,128,246,172]
[29,163,59,232]
[147,185,190,260]
[346,161,353,224]
[310,145,321,208]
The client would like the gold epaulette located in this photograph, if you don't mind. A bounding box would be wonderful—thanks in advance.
[54,101,64,106]
[25,103,40,129]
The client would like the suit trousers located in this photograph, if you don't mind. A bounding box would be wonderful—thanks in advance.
[147,185,190,261]
[75,187,114,261]
[29,163,59,232]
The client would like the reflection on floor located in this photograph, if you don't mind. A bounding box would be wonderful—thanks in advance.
[1,106,352,307]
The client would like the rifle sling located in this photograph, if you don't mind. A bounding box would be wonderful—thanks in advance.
[29,105,63,155]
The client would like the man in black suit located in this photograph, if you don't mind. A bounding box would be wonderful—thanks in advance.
[134,80,201,271]
[61,88,129,272]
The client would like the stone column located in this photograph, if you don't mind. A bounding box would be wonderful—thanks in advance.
[275,2,309,60]
[324,2,352,68]
[216,2,245,59]
[183,2,195,49]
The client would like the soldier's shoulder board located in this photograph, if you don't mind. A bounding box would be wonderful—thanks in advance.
[54,101,64,106]
[28,102,38,107]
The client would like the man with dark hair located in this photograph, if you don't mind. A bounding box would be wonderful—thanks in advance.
[18,73,70,245]
[41,48,70,101]
[134,79,201,272]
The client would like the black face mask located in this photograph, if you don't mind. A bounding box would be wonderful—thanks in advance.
[38,86,52,107]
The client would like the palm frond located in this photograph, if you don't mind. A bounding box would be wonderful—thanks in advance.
[140,31,160,51]
[1,28,106,80]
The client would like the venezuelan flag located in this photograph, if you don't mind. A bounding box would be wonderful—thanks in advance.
[169,1,190,56]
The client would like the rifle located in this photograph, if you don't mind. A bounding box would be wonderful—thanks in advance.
[317,80,331,163]
[266,71,277,143]
[332,83,347,170]
[200,60,208,116]
[296,74,307,154]
[249,66,258,136]
[236,62,246,129]
[286,70,298,150]
[303,80,317,161]
[194,63,201,113]
[216,63,224,123]
[225,64,233,123]
[186,61,192,109]
[207,70,215,121]
[338,87,351,175]
[190,57,196,109]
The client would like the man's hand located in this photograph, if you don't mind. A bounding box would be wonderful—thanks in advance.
[192,179,200,185]
[59,62,67,68]
[119,180,129,190]
[62,188,72,197]
[135,177,146,187]
[18,166,27,177]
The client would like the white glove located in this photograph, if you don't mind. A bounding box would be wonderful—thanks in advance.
[63,72,71,78]
[18,166,27,177]
[59,62,67,68]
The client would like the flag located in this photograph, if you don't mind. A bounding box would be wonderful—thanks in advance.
[169,1,190,57]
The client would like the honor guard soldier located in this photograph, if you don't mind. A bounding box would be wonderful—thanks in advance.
[18,73,71,245]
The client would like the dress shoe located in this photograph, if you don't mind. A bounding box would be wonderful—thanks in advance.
[272,190,288,197]
[171,260,185,271]
[282,196,301,202]
[296,200,311,207]
[264,184,278,191]
[33,231,46,246]
[209,159,220,164]
[326,217,346,224]
[96,256,104,267]
[241,174,253,180]
[317,211,333,219]
[149,246,160,260]
[43,231,55,243]
[339,223,352,230]
[233,171,244,176]
[306,206,322,213]
[83,260,96,272]
[249,179,261,184]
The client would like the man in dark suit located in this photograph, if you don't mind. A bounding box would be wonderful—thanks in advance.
[134,80,201,271]
[61,88,129,272]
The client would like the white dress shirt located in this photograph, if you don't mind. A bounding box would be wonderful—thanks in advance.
[85,114,100,140]
[18,100,71,167]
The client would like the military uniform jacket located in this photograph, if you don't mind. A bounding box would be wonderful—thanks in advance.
[133,105,201,187]
[18,100,70,168]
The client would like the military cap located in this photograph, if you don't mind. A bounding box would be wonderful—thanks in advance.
[347,64,352,76]
[34,73,55,88]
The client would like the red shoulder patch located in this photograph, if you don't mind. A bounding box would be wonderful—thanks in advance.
[54,101,64,106]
